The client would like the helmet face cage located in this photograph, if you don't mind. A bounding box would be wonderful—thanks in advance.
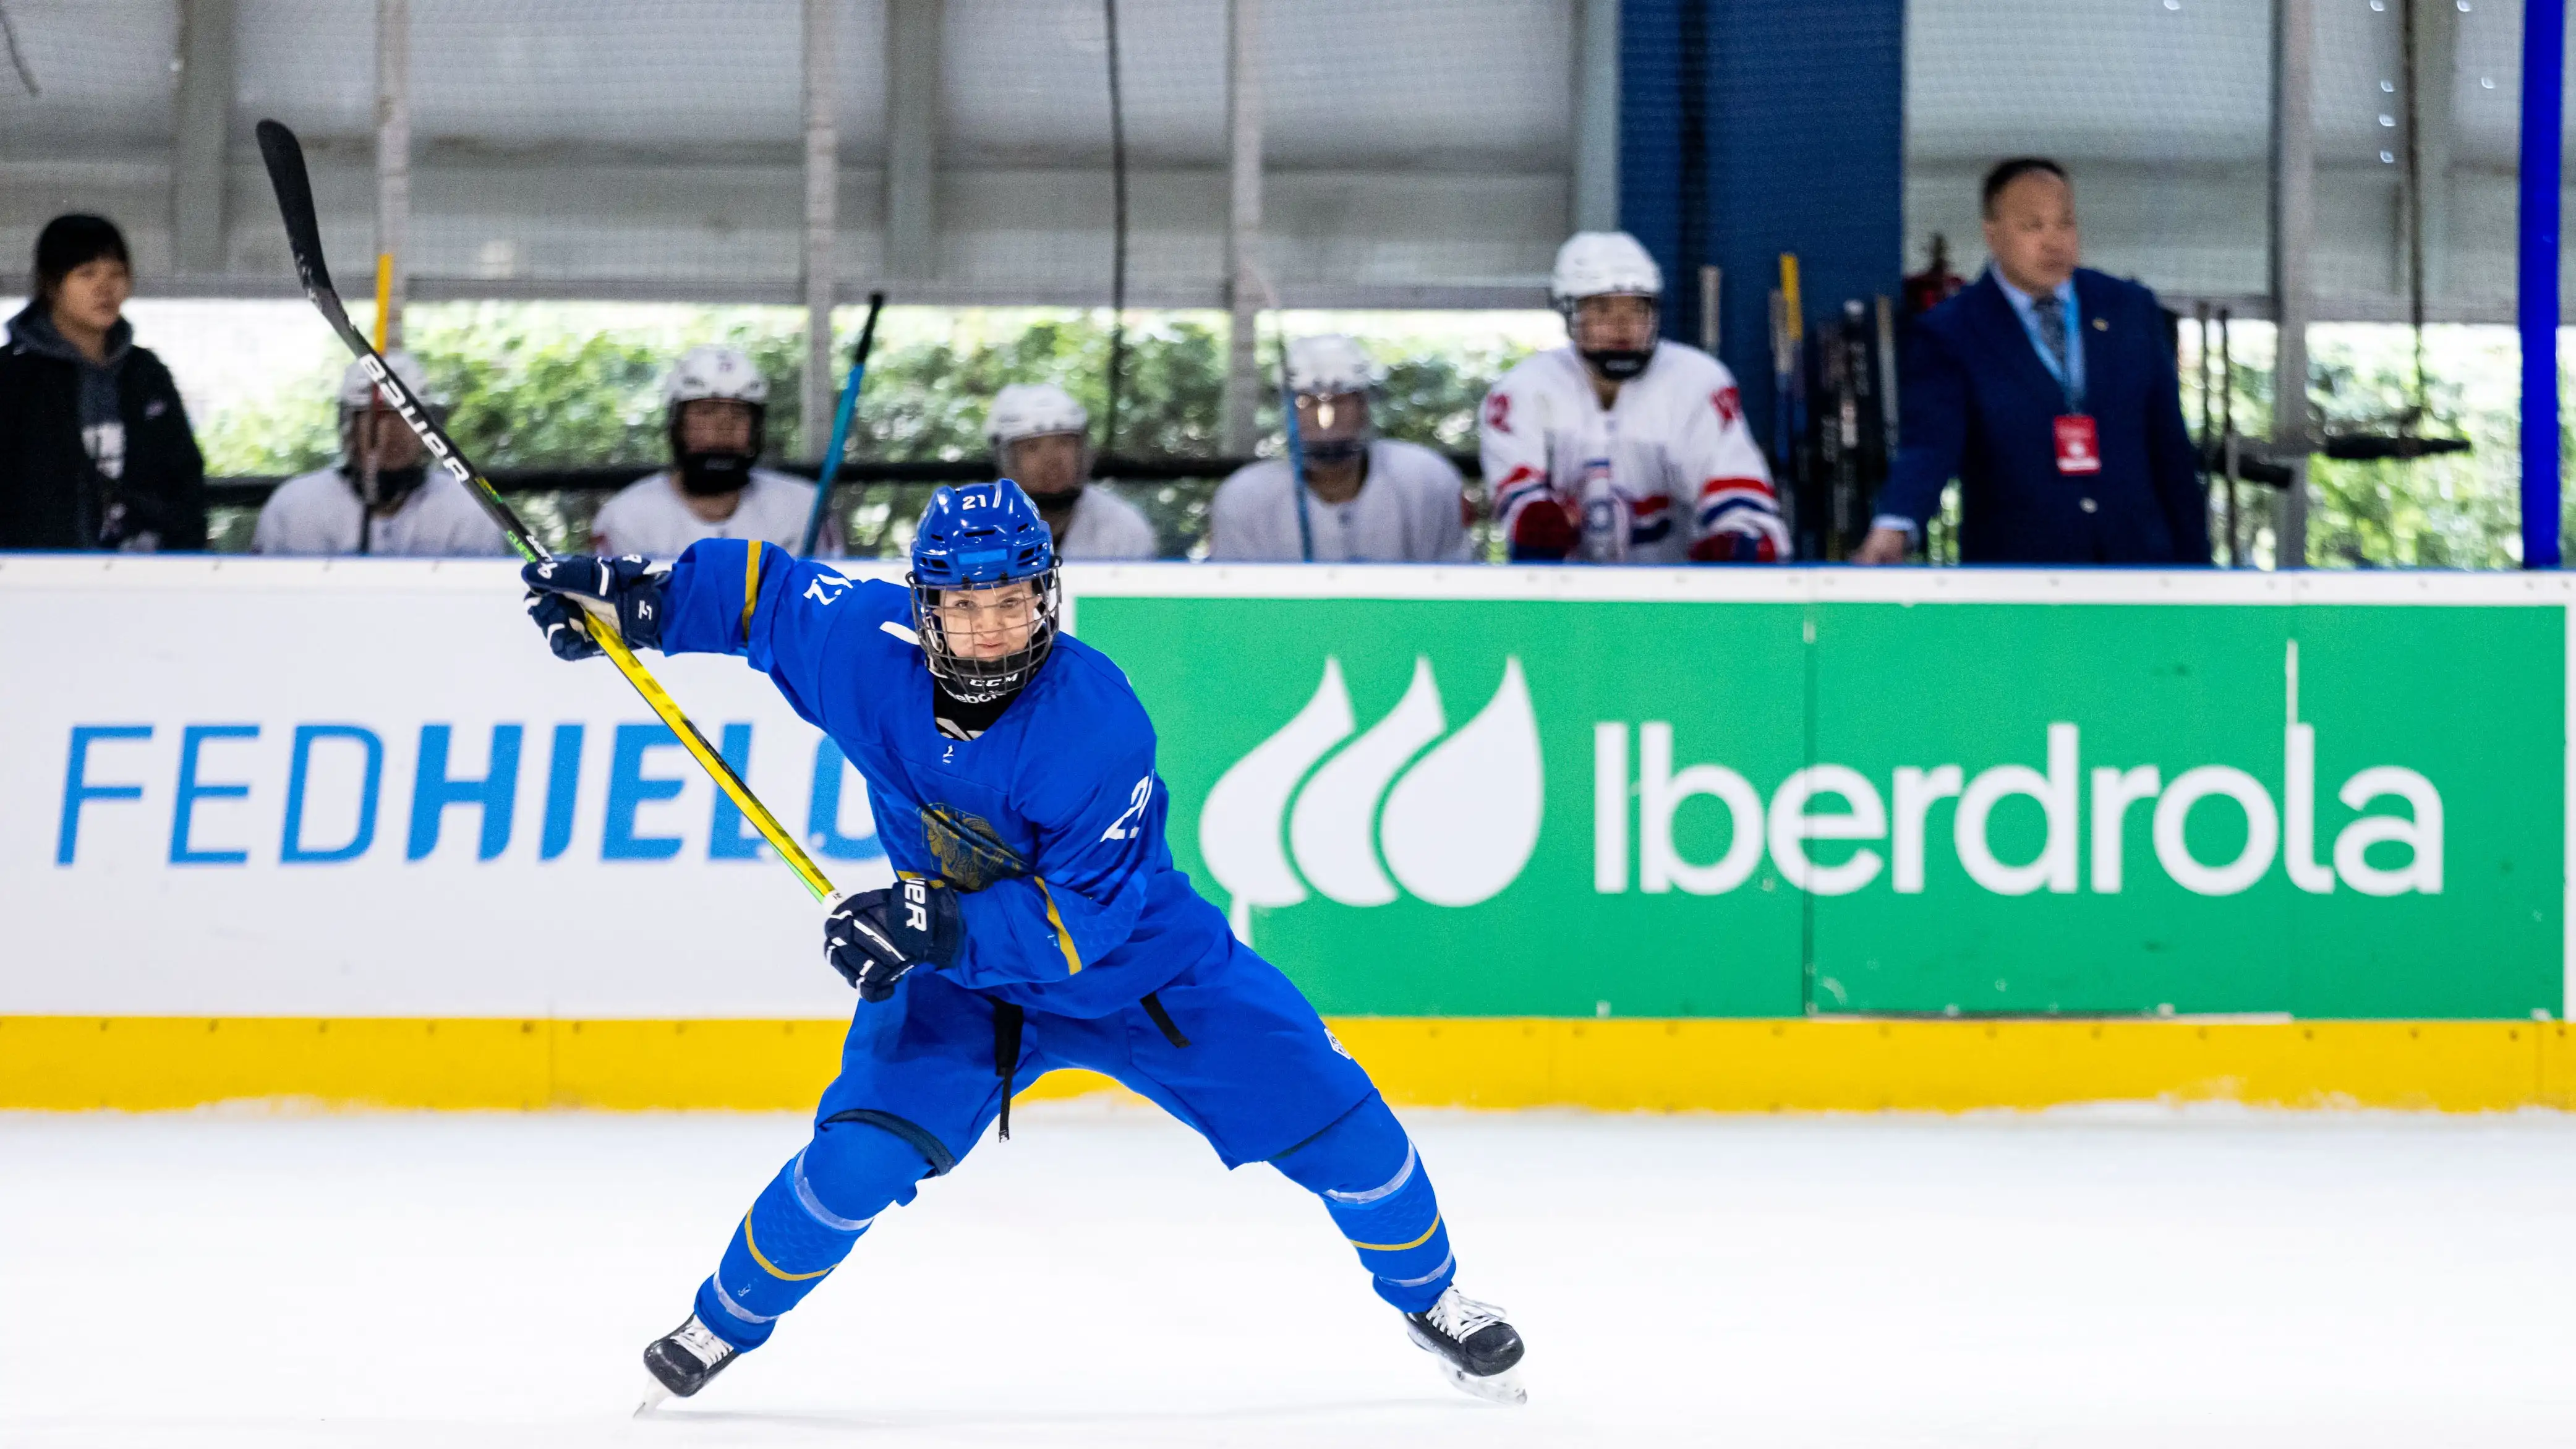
[910,566,1061,703]
[907,480,1060,703]
[997,431,1094,498]
[1559,291,1661,382]
[1292,387,1376,466]
[1556,291,1661,346]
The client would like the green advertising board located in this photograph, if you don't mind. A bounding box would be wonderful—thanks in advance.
[1069,568,2567,1022]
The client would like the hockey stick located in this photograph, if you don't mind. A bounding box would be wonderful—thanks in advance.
[1243,267,1313,560]
[796,290,886,558]
[357,252,392,557]
[254,118,837,905]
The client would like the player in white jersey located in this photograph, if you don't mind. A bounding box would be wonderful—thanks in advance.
[590,344,835,558]
[1480,231,1789,563]
[984,382,1159,559]
[252,352,510,557]
[1208,334,1472,563]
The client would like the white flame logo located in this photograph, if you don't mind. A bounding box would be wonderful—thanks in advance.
[1199,657,1543,941]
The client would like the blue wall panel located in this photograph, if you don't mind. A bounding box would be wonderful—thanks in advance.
[1621,0,1906,455]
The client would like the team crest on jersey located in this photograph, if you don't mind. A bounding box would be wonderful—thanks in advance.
[1482,392,1512,434]
[1712,385,1742,427]
[920,804,1025,889]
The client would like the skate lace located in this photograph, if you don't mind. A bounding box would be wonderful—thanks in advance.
[671,1316,733,1369]
[1427,1288,1507,1342]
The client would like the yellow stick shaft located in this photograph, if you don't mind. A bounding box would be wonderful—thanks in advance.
[373,254,393,349]
[580,612,838,904]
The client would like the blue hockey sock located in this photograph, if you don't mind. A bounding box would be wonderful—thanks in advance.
[1271,1095,1457,1314]
[694,1120,929,1350]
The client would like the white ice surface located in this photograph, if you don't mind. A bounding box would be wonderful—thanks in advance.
[6,1103,2575,1447]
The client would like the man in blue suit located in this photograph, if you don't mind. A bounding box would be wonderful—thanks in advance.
[1854,159,2209,566]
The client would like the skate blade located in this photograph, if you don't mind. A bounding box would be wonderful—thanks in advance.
[634,1379,674,1417]
[1435,1359,1527,1407]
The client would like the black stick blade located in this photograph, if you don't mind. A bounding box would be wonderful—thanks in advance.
[851,292,885,364]
[255,119,333,298]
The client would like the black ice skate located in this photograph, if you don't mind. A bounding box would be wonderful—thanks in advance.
[1404,1286,1527,1406]
[636,1313,739,1413]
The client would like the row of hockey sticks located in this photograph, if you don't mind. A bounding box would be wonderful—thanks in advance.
[796,291,888,559]
[1768,254,1901,562]
[254,118,841,905]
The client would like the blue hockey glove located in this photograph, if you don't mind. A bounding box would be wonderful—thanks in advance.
[825,876,965,1001]
[521,554,665,660]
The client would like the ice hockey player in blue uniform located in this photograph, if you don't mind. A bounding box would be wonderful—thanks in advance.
[521,479,1527,1409]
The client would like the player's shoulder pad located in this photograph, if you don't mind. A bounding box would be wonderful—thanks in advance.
[1650,340,1731,388]
[1033,635,1156,754]
[1488,346,1573,395]
[1090,483,1154,523]
[265,466,344,504]
[1376,437,1463,482]
[832,574,912,626]
[594,470,666,518]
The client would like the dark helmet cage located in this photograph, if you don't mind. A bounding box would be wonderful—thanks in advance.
[666,399,767,458]
[1560,294,1661,382]
[908,481,1062,703]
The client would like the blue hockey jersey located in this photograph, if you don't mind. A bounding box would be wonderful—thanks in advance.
[657,539,1231,1017]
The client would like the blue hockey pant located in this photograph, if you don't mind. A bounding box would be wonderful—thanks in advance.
[692,937,1458,1349]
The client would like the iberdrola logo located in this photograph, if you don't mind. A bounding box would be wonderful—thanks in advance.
[1198,657,1544,942]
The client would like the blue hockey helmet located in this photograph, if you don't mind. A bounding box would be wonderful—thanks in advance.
[908,479,1061,702]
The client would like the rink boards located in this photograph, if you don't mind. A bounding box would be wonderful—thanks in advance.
[2,556,2571,1111]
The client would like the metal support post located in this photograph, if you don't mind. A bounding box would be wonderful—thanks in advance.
[1572,0,1621,233]
[2269,0,2315,568]
[1222,0,1265,458]
[171,0,234,276]
[373,0,411,348]
[803,0,840,461]
[885,0,941,281]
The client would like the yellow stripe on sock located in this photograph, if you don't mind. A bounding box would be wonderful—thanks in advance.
[1348,1214,1442,1254]
[739,542,764,640]
[740,1210,834,1281]
[1036,880,1083,975]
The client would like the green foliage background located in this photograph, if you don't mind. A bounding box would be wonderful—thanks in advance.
[200,304,1529,556]
[195,303,2559,568]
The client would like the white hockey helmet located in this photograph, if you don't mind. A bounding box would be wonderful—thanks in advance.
[663,344,770,408]
[1549,231,1664,307]
[985,382,1091,453]
[338,350,435,411]
[1286,334,1375,397]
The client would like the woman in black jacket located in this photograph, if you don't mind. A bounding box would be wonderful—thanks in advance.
[0,214,206,550]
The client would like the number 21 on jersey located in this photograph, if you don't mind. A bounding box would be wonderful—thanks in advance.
[1101,776,1154,840]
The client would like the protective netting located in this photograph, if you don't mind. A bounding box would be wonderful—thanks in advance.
[0,0,1574,306]
[1906,0,2551,320]
[1,0,2562,569]
[0,0,2555,317]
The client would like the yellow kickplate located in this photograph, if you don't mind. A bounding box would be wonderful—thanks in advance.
[0,1015,2552,1113]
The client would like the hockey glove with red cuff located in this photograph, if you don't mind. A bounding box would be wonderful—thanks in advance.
[825,876,965,1001]
[1505,497,1579,562]
[1689,529,1779,564]
[521,554,666,660]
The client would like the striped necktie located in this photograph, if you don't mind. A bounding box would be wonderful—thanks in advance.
[2030,292,2070,381]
